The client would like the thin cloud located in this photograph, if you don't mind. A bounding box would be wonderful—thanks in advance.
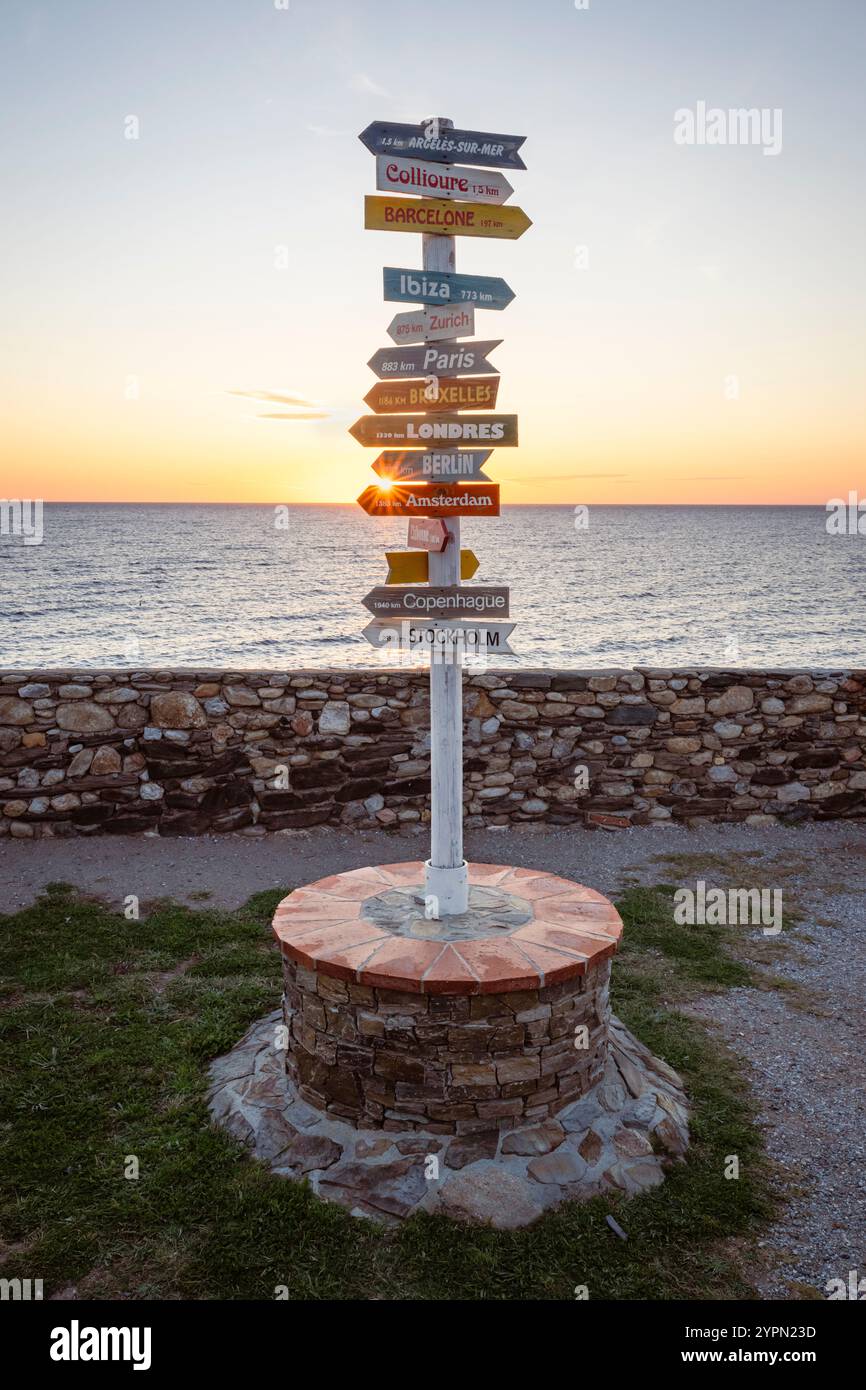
[257,412,330,421]
[228,389,318,408]
[497,473,631,483]
[350,72,392,99]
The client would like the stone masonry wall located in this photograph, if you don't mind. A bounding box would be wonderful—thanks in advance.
[0,667,864,837]
[283,956,610,1133]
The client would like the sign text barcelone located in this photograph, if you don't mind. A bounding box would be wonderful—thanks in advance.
[365,195,531,240]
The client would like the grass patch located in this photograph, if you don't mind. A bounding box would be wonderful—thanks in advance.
[0,881,776,1301]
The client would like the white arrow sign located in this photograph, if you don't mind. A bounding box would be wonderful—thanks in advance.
[375,154,514,204]
[387,304,476,344]
[362,619,516,658]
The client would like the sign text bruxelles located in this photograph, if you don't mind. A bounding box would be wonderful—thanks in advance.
[364,378,499,414]
[350,414,517,447]
[357,483,500,517]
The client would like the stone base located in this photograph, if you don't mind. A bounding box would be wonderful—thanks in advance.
[207,1009,690,1228]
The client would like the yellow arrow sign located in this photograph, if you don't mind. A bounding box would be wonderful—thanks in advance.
[365,195,532,240]
[385,550,480,585]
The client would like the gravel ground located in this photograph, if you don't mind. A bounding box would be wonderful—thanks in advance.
[1,818,863,1299]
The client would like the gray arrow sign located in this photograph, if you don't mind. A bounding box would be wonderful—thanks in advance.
[373,450,492,482]
[362,619,516,656]
[367,340,501,380]
[363,585,510,620]
[359,121,527,170]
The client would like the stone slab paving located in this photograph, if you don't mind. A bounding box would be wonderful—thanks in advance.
[207,1008,690,1228]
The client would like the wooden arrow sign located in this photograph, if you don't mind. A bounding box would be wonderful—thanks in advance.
[375,155,514,204]
[406,517,448,551]
[359,121,527,170]
[384,267,515,311]
[386,550,479,584]
[362,619,517,657]
[363,585,510,620]
[387,305,475,344]
[374,449,493,482]
[357,483,500,518]
[350,414,517,447]
[367,341,501,380]
[365,379,499,415]
[366,196,531,241]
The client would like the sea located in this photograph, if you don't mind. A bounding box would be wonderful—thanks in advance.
[1,504,863,670]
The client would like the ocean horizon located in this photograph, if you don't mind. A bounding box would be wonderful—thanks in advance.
[2,502,863,670]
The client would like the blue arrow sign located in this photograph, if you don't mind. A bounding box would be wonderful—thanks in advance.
[383,267,515,312]
[359,121,526,170]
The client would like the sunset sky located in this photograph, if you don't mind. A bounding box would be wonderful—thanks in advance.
[2,0,864,505]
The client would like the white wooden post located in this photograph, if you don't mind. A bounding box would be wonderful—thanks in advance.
[423,116,469,917]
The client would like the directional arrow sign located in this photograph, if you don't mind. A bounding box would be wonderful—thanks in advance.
[350,414,517,447]
[365,379,499,415]
[386,550,479,584]
[364,585,510,620]
[367,341,501,380]
[359,121,527,170]
[387,304,475,344]
[406,517,448,552]
[357,483,500,518]
[362,620,516,657]
[375,155,514,204]
[374,449,493,482]
[384,267,515,311]
[365,196,531,241]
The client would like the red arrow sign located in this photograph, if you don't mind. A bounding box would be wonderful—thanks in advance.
[357,484,500,518]
[408,518,449,551]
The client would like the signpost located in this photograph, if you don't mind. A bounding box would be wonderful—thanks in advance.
[363,585,510,620]
[365,379,498,414]
[376,154,514,204]
[406,517,448,551]
[350,414,517,447]
[357,482,500,517]
[365,195,531,240]
[367,341,501,380]
[374,449,493,481]
[387,305,475,344]
[359,120,527,169]
[361,620,517,657]
[384,267,515,310]
[355,114,529,916]
[385,550,480,584]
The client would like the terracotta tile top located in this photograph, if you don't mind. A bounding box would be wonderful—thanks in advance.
[272,862,622,995]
